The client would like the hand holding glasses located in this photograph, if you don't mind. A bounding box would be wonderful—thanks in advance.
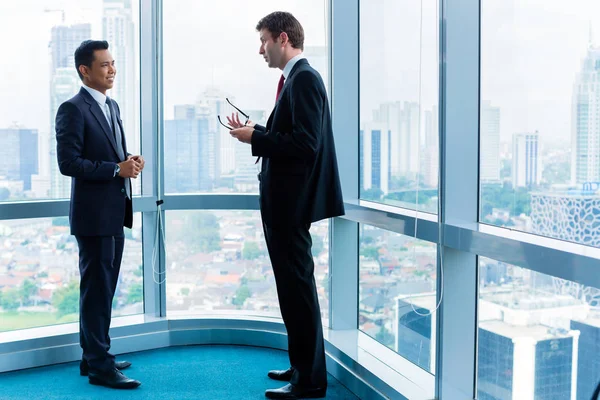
[217,98,251,130]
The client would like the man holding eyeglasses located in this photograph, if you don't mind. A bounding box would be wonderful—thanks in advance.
[228,11,344,400]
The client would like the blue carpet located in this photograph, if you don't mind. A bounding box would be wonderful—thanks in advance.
[0,345,358,399]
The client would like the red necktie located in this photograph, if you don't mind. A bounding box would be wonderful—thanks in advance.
[276,74,285,102]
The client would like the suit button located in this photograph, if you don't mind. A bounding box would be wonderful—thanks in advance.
[121,188,125,193]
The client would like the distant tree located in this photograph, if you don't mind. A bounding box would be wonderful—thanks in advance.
[127,283,143,305]
[361,188,384,201]
[243,241,263,260]
[1,289,19,311]
[180,213,221,252]
[322,273,330,300]
[52,217,70,227]
[53,281,79,317]
[0,188,10,201]
[180,287,190,296]
[232,285,251,306]
[133,265,143,277]
[311,235,324,256]
[363,246,380,260]
[20,279,38,306]
[375,326,394,347]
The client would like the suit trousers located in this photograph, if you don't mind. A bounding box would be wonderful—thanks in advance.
[75,230,125,373]
[263,222,327,389]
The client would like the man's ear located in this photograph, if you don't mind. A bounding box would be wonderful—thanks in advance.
[279,32,289,46]
[78,65,88,79]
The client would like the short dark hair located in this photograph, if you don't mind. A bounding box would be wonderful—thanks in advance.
[256,12,304,50]
[74,40,109,80]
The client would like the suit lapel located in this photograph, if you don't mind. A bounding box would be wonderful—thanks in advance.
[79,88,121,158]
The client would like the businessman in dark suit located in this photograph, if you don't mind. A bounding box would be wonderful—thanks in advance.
[228,11,344,399]
[56,40,143,389]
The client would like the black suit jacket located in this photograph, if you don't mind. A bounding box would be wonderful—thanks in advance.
[56,87,132,236]
[251,59,344,228]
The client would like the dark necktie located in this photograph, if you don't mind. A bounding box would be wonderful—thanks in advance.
[276,74,285,102]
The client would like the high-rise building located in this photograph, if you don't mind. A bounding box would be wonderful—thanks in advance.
[234,110,265,192]
[571,316,600,400]
[372,102,420,181]
[164,109,213,193]
[360,122,390,195]
[531,189,600,247]
[421,108,439,188]
[571,42,600,185]
[48,23,91,199]
[395,294,436,373]
[0,126,38,193]
[196,87,227,177]
[478,290,585,400]
[103,0,138,156]
[481,101,501,182]
[512,131,542,188]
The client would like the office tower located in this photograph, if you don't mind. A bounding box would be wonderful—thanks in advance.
[48,23,91,199]
[512,131,542,188]
[421,108,439,188]
[164,109,212,193]
[0,126,38,193]
[372,101,420,181]
[571,43,600,184]
[360,122,391,195]
[395,294,436,373]
[196,87,227,177]
[481,101,501,182]
[571,317,600,400]
[478,291,584,400]
[531,189,600,247]
[103,0,138,156]
[234,110,266,192]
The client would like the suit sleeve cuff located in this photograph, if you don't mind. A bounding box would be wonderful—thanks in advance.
[251,129,268,157]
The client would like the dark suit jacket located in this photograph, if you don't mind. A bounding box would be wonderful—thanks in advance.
[56,87,132,237]
[251,59,344,228]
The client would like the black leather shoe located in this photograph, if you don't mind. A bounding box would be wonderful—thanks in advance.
[88,368,141,389]
[265,384,326,399]
[267,368,294,381]
[80,360,132,376]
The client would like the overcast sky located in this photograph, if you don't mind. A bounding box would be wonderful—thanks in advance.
[0,0,599,147]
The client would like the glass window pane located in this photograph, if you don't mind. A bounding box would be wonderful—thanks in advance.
[165,210,330,325]
[0,1,141,202]
[359,225,437,373]
[480,1,600,247]
[359,0,439,212]
[0,214,143,332]
[477,257,600,400]
[162,1,328,194]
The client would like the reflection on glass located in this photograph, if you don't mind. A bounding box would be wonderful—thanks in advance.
[0,215,143,333]
[359,0,439,212]
[165,210,330,324]
[0,1,141,201]
[477,257,600,400]
[480,1,600,247]
[359,225,437,373]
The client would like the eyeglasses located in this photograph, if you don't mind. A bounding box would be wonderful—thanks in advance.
[217,98,250,130]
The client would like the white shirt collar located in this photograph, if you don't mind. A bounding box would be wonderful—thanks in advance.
[82,84,108,106]
[282,53,305,80]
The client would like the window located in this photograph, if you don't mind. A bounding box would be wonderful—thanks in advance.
[0,0,141,202]
[478,257,600,400]
[359,225,437,373]
[480,0,600,247]
[0,214,143,332]
[359,0,439,212]
[162,0,329,194]
[165,210,330,323]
